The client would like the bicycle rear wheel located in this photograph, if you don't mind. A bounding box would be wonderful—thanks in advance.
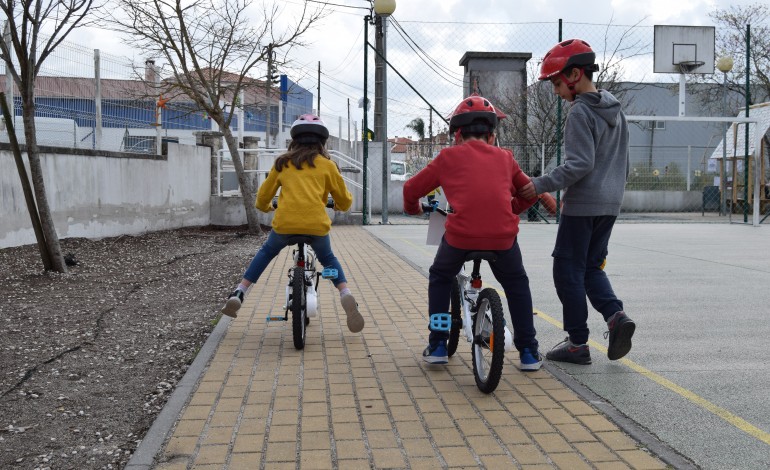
[471,288,505,393]
[447,278,462,357]
[291,266,307,349]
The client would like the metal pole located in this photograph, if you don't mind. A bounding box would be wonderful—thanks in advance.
[721,71,727,216]
[154,62,161,155]
[94,49,102,151]
[380,14,389,224]
[743,24,750,223]
[362,15,369,225]
[265,45,272,148]
[686,145,691,191]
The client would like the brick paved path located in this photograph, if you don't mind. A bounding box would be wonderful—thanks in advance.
[153,226,666,469]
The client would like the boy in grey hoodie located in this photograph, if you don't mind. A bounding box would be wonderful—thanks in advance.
[519,38,636,364]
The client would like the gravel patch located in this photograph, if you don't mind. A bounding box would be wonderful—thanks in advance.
[0,226,264,469]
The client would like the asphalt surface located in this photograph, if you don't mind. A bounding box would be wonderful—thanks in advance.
[366,215,770,470]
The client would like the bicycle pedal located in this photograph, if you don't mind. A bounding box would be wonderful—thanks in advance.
[321,268,338,279]
[429,313,451,332]
[265,315,286,322]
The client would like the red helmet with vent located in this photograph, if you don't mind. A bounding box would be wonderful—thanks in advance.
[448,94,499,134]
[290,114,329,143]
[538,38,598,81]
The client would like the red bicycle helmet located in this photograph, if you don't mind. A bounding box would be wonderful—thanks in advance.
[290,114,329,143]
[538,38,598,81]
[448,94,499,134]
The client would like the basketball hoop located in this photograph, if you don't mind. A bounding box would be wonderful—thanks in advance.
[677,60,705,74]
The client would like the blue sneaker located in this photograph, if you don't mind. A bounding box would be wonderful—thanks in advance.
[518,347,543,371]
[422,341,448,364]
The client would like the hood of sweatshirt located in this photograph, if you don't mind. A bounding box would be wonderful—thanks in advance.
[574,90,622,127]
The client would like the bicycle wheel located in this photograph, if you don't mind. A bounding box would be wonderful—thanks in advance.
[447,278,462,357]
[471,288,505,393]
[291,266,307,349]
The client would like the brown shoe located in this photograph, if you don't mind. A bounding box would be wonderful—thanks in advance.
[341,294,364,333]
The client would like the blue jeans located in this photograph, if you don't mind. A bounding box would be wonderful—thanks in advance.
[427,237,538,352]
[243,230,347,286]
[552,215,624,344]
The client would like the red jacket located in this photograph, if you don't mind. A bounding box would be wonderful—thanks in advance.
[403,140,537,250]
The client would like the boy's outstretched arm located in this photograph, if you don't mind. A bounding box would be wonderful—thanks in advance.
[403,162,440,215]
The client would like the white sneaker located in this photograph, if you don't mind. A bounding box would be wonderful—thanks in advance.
[340,294,364,332]
[220,290,244,318]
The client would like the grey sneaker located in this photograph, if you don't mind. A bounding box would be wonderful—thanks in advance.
[605,311,635,360]
[220,290,244,318]
[341,294,364,333]
[545,337,592,365]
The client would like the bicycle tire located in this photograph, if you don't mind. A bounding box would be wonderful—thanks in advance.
[447,278,462,357]
[471,288,505,393]
[291,266,307,349]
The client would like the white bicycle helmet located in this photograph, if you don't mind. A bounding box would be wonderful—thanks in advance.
[290,114,329,144]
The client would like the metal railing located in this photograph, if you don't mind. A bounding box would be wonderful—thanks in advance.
[214,148,370,215]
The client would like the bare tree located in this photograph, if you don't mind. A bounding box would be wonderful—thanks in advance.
[0,0,102,272]
[105,0,325,233]
[690,4,770,113]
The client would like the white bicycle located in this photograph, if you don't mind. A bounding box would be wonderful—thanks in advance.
[424,204,512,394]
[268,198,337,349]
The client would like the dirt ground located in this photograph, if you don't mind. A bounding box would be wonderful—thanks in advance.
[0,225,265,470]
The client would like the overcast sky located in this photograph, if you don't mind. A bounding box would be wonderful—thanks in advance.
[68,0,762,137]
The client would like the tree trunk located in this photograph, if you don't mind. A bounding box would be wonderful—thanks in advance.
[219,123,261,233]
[0,92,53,271]
[21,92,68,273]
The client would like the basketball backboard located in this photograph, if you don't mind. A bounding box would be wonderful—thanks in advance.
[653,25,715,74]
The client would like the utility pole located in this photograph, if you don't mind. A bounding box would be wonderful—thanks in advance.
[265,43,273,148]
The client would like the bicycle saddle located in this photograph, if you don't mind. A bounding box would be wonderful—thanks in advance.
[285,235,314,245]
[464,251,498,262]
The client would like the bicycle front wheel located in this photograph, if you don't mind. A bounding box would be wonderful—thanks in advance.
[447,277,462,357]
[291,266,307,349]
[471,288,505,393]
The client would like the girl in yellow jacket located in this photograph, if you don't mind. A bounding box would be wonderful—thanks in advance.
[220,115,364,333]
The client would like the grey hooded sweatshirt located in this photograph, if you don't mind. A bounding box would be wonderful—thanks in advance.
[532,90,629,216]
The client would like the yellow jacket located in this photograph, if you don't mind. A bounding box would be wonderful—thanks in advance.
[255,156,353,236]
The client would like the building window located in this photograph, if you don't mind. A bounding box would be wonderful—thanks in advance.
[652,120,665,130]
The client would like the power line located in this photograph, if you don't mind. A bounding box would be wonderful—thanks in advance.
[389,18,464,85]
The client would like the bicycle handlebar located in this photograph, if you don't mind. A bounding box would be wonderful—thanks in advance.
[272,197,335,209]
[421,201,448,216]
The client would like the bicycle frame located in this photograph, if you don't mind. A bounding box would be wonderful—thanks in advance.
[456,264,479,344]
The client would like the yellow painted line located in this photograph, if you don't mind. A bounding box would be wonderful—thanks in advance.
[532,307,770,446]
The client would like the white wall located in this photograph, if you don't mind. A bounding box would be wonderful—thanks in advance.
[0,143,211,248]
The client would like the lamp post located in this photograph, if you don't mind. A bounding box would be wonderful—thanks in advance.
[716,56,734,216]
[373,0,395,224]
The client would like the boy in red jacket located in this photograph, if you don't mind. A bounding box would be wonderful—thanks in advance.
[403,94,542,369]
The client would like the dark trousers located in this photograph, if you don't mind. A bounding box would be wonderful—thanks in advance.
[552,215,624,344]
[427,237,538,352]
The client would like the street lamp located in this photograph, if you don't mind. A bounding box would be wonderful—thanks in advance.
[716,55,734,216]
[373,0,395,224]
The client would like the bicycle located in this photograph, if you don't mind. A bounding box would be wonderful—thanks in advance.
[267,198,338,350]
[423,203,513,394]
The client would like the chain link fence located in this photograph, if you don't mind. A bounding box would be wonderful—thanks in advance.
[365,18,768,221]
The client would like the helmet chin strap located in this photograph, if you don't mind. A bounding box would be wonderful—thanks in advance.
[560,68,584,99]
